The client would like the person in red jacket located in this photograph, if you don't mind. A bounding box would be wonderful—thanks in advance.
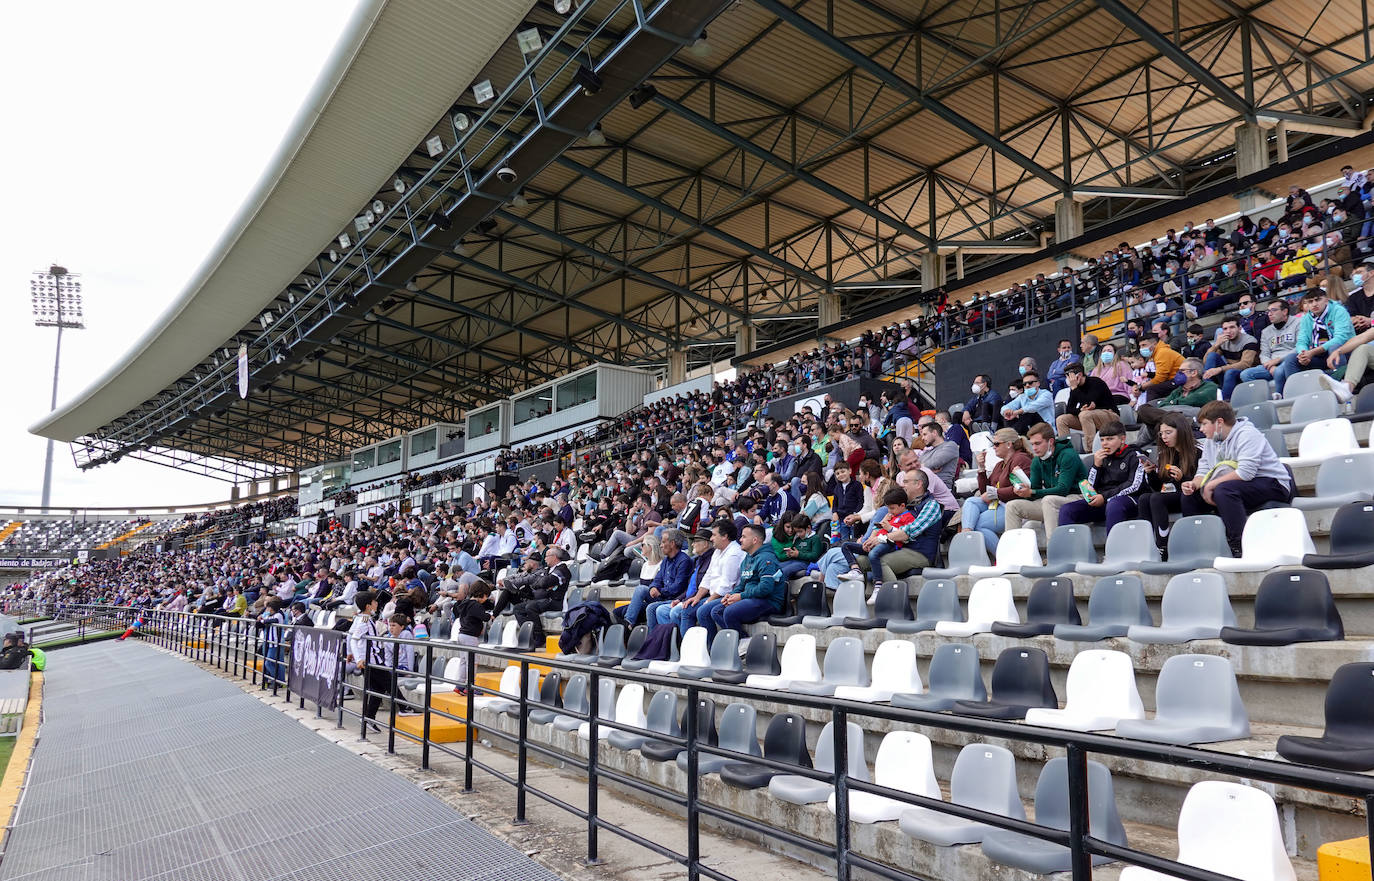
[959,427,1032,554]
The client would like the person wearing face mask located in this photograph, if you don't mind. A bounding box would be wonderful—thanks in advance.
[787,439,823,498]
[1233,294,1269,339]
[1091,342,1134,401]
[1273,289,1355,394]
[963,374,1004,434]
[1239,298,1302,386]
[1136,322,1185,401]
[1178,323,1210,360]
[1045,339,1081,395]
[1001,371,1055,434]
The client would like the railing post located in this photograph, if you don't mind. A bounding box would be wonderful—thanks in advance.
[832,707,851,881]
[514,658,529,824]
[586,668,601,865]
[685,684,700,881]
[359,634,371,741]
[1065,743,1093,881]
[463,646,475,792]
[421,648,433,771]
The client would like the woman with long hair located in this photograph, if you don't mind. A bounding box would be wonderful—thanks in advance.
[960,428,1032,554]
[1136,412,1201,553]
[1092,341,1135,402]
[800,470,832,527]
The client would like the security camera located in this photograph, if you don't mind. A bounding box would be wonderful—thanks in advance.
[495,165,517,183]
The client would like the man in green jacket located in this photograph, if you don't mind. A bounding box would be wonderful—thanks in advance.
[1005,422,1090,532]
[709,524,783,637]
[1138,358,1219,433]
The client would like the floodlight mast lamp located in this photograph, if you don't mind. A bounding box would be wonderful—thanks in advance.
[30,265,84,510]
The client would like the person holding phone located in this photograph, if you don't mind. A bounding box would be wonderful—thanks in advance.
[1135,413,1202,554]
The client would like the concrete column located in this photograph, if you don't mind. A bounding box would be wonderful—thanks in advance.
[1233,188,1269,213]
[667,348,687,386]
[1054,197,1084,242]
[921,250,946,290]
[735,322,756,358]
[1234,122,1270,177]
[818,290,841,329]
[1274,121,1289,163]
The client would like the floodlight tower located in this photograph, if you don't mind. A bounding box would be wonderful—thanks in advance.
[30,265,84,509]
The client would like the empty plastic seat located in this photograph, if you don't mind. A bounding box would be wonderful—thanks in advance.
[844,582,914,630]
[1282,389,1340,431]
[1025,650,1144,731]
[746,633,821,691]
[1235,400,1279,430]
[1262,426,1289,458]
[647,626,709,675]
[967,528,1042,577]
[1214,509,1316,572]
[545,587,583,624]
[473,665,524,712]
[719,712,812,789]
[887,579,961,634]
[953,647,1057,720]
[678,629,738,680]
[1116,654,1249,745]
[1277,369,1330,402]
[770,721,868,805]
[921,531,992,578]
[525,671,564,725]
[1054,575,1152,641]
[992,578,1080,637]
[891,643,985,711]
[900,743,1026,846]
[1292,453,1374,511]
[790,637,868,696]
[768,581,825,627]
[1230,378,1274,409]
[802,582,867,628]
[1276,663,1374,770]
[621,627,677,672]
[1282,418,1361,468]
[1020,525,1097,578]
[556,676,611,733]
[1076,520,1161,575]
[546,674,588,730]
[595,624,643,667]
[1126,573,1236,643]
[711,631,778,684]
[407,657,464,698]
[981,757,1128,874]
[478,619,518,650]
[1138,515,1231,574]
[608,689,679,751]
[934,578,1017,637]
[681,702,761,775]
[642,697,716,763]
[510,621,539,653]
[1304,502,1374,569]
[828,731,939,823]
[578,682,645,741]
[835,640,921,702]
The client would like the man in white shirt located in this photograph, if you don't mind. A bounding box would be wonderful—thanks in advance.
[658,522,745,642]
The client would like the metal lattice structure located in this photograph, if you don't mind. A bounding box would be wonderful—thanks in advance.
[46,0,1374,479]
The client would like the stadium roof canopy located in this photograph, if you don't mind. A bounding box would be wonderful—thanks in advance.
[32,0,1374,480]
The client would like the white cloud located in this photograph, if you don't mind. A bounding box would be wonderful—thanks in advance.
[0,0,362,509]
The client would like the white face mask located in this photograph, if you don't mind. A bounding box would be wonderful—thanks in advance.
[971,383,982,395]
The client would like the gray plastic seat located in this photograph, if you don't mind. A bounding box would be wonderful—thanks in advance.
[802,582,867,628]
[680,702,761,775]
[844,581,915,629]
[1076,520,1160,575]
[1262,426,1289,458]
[1230,378,1274,409]
[1138,515,1231,574]
[1127,573,1236,643]
[1235,400,1278,431]
[790,637,869,696]
[711,631,778,684]
[1020,525,1097,578]
[900,743,1026,846]
[921,532,992,578]
[1116,654,1250,745]
[887,579,961,634]
[1282,390,1340,432]
[982,758,1127,873]
[591,624,629,666]
[545,587,582,623]
[525,671,564,725]
[891,643,985,711]
[1054,575,1152,641]
[769,721,869,805]
[992,578,1081,637]
[558,677,615,732]
[546,674,588,730]
[1292,453,1374,511]
[1277,369,1330,403]
[558,625,606,664]
[620,627,676,672]
[678,629,738,680]
[642,697,716,763]
[608,690,680,751]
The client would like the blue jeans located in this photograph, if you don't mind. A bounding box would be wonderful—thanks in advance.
[695,598,725,641]
[778,560,811,581]
[710,597,778,635]
[653,599,702,636]
[817,547,851,588]
[1058,494,1139,535]
[645,600,674,630]
[621,583,654,625]
[960,496,1006,554]
[1203,352,1247,400]
[1239,365,1273,383]
[1273,349,1334,395]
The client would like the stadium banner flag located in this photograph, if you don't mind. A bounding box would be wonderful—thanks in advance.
[288,628,345,710]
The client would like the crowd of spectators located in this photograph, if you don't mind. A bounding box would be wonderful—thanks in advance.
[161,495,298,542]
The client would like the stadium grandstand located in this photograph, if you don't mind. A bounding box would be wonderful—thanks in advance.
[9,1,1374,881]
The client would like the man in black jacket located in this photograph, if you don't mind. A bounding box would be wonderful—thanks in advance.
[504,547,572,645]
[1056,421,1146,534]
[963,375,1004,433]
[1055,363,1120,449]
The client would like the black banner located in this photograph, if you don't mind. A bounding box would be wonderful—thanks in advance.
[287,628,345,710]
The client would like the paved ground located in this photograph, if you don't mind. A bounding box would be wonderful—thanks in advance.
[0,641,567,881]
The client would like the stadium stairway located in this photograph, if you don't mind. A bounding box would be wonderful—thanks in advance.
[95,520,154,550]
[0,521,24,546]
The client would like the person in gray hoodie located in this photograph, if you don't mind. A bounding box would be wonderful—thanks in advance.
[1181,400,1293,555]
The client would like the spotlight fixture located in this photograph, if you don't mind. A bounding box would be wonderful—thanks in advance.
[371,199,385,214]
[573,64,603,96]
[328,249,339,262]
[429,211,452,231]
[512,191,528,208]
[452,111,471,132]
[425,135,444,157]
[337,233,351,249]
[354,214,371,232]
[473,80,495,104]
[393,177,406,193]
[690,30,711,57]
[516,27,543,55]
[585,126,606,146]
[553,0,574,12]
[405,281,419,292]
[495,165,517,183]
[629,84,658,109]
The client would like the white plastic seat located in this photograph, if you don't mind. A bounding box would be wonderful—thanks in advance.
[1119,781,1295,881]
[474,665,530,713]
[801,582,867,628]
[827,731,939,824]
[967,528,1042,577]
[1213,508,1316,572]
[1281,418,1359,467]
[647,626,709,676]
[834,640,922,703]
[407,657,465,696]
[1024,650,1144,731]
[934,578,1017,637]
[577,683,645,741]
[477,619,518,650]
[746,634,821,691]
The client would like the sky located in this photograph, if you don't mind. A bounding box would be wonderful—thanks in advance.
[0,1,363,510]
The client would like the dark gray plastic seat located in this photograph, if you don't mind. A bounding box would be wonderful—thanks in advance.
[547,674,588,731]
[621,627,677,672]
[1276,663,1374,770]
[608,690,680,752]
[1221,569,1344,645]
[845,582,915,629]
[678,629,738,680]
[642,697,716,763]
[768,581,825,627]
[544,587,582,624]
[1138,515,1231,574]
[1127,573,1236,643]
[992,578,1080,637]
[802,582,867,628]
[953,647,1057,720]
[1292,453,1374,511]
[790,637,869,696]
[769,721,869,805]
[891,643,985,711]
[591,624,629,666]
[719,712,812,789]
[1054,575,1152,641]
[525,671,564,725]
[1076,520,1160,575]
[1115,654,1250,745]
[981,758,1127,873]
[606,624,649,669]
[1305,503,1374,569]
[920,532,991,578]
[680,702,761,774]
[711,631,778,684]
[899,743,1025,846]
[887,579,961,634]
[1020,525,1096,578]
